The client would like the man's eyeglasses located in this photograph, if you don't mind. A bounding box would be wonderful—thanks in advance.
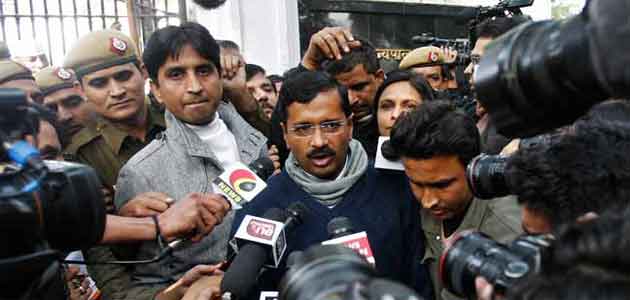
[288,119,347,137]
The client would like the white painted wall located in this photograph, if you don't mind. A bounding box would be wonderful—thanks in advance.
[189,0,301,76]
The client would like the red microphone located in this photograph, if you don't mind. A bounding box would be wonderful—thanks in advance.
[321,217,375,265]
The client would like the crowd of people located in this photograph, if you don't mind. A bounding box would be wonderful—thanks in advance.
[1,6,630,300]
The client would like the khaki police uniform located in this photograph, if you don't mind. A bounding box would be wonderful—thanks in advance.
[34,66,77,96]
[61,29,166,300]
[421,196,522,300]
[0,60,34,84]
[399,46,446,70]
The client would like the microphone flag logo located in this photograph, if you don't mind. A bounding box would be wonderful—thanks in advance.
[230,169,257,194]
[246,219,276,240]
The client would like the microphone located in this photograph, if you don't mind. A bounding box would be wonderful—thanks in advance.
[212,161,269,209]
[222,204,307,299]
[249,157,275,181]
[322,217,376,265]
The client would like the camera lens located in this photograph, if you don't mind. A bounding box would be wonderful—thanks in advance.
[439,231,526,297]
[465,154,511,199]
[280,245,375,300]
[474,16,606,138]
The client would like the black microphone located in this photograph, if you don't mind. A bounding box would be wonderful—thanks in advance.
[249,157,275,181]
[221,204,308,299]
[192,0,227,9]
[327,216,354,239]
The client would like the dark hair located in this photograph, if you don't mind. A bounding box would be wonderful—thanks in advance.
[371,70,435,137]
[476,17,526,39]
[389,100,480,166]
[276,70,351,124]
[506,119,630,227]
[245,64,266,82]
[321,38,380,76]
[218,39,240,51]
[268,74,284,84]
[143,22,221,85]
[372,70,435,114]
[507,210,630,300]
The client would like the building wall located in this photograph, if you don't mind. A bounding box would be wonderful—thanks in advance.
[188,0,301,76]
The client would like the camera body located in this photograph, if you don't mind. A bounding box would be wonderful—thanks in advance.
[439,231,553,298]
[0,88,105,299]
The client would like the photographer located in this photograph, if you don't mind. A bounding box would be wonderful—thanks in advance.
[463,17,525,154]
[388,100,522,300]
[507,208,630,300]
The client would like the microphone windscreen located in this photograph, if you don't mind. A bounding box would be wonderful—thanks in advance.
[327,217,354,239]
[220,208,287,297]
[249,157,276,181]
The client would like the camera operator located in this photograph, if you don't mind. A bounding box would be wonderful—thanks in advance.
[388,100,522,300]
[506,208,630,300]
[471,101,630,300]
[463,17,526,154]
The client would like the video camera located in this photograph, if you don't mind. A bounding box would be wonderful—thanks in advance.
[0,89,106,299]
[439,231,553,297]
[474,0,630,138]
[466,0,534,45]
[279,245,423,300]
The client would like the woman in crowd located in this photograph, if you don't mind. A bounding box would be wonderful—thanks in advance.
[372,70,434,137]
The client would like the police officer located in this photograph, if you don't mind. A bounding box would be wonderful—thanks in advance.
[62,30,168,300]
[0,59,43,103]
[35,66,95,138]
[399,46,449,91]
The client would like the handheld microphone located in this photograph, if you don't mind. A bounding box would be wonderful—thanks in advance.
[322,217,376,265]
[248,157,275,181]
[222,204,309,299]
[212,161,269,209]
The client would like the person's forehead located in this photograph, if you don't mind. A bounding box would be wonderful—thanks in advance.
[161,44,212,69]
[82,62,138,81]
[44,86,81,104]
[247,73,272,87]
[403,155,463,180]
[412,66,441,76]
[334,64,372,85]
[286,89,345,123]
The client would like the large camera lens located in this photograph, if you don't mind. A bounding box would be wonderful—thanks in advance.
[474,16,607,138]
[40,161,106,251]
[466,154,510,199]
[439,231,529,297]
[280,245,375,300]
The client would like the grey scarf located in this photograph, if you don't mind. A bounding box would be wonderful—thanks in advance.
[286,139,368,208]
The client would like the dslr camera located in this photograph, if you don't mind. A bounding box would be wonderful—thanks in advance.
[0,89,105,300]
[279,245,423,300]
[439,231,553,298]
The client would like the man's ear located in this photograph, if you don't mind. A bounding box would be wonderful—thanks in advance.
[281,122,290,150]
[140,62,149,81]
[149,80,164,104]
[374,68,385,82]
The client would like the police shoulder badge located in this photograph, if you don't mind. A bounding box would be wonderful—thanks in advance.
[110,37,128,56]
[55,67,72,81]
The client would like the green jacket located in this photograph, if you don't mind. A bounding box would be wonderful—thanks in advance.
[420,196,522,300]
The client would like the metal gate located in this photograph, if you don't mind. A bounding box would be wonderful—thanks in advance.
[0,0,186,65]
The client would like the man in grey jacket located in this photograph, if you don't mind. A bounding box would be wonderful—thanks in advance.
[114,22,267,296]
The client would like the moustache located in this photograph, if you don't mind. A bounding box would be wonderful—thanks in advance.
[307,147,336,159]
